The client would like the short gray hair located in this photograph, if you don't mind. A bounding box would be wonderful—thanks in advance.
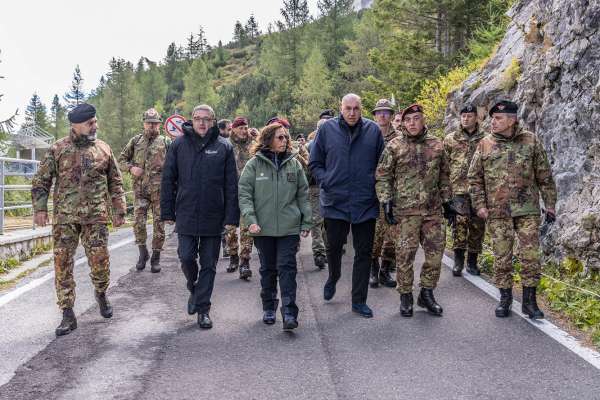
[341,93,362,106]
[192,104,215,118]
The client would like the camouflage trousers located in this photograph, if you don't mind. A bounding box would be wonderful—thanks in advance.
[225,223,253,260]
[452,214,486,253]
[488,216,541,289]
[53,223,110,310]
[372,214,396,263]
[309,186,327,257]
[391,215,445,294]
[133,189,165,251]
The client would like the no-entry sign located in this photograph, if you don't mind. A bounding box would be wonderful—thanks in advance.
[164,114,186,139]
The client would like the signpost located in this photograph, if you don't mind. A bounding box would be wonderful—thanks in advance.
[164,114,186,139]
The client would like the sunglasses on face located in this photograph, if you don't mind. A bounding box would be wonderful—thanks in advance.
[275,135,288,141]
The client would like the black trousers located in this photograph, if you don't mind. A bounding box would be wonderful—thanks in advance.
[324,218,376,304]
[177,234,221,314]
[253,235,300,318]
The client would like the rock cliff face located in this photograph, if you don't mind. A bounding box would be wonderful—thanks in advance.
[446,0,600,271]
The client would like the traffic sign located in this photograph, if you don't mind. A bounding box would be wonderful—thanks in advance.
[164,114,186,139]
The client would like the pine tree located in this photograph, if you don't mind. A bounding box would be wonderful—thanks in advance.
[163,42,187,108]
[197,26,209,55]
[139,62,167,110]
[49,94,68,139]
[63,65,86,110]
[23,93,49,130]
[186,33,200,60]
[317,0,356,69]
[233,21,248,47]
[182,58,218,115]
[245,15,261,40]
[277,0,311,86]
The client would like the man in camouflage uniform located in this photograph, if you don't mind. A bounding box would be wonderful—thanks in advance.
[443,104,486,277]
[369,99,398,288]
[225,116,254,279]
[468,100,557,319]
[376,104,454,317]
[32,103,126,337]
[119,108,170,273]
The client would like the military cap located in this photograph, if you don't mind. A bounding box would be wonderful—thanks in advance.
[372,99,395,114]
[401,103,424,120]
[319,109,335,119]
[489,100,518,116]
[231,117,248,128]
[68,103,96,124]
[143,108,162,123]
[460,104,477,115]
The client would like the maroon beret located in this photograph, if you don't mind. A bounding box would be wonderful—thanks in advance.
[231,117,248,129]
[401,104,424,120]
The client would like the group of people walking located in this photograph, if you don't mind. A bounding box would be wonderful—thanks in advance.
[31,89,556,336]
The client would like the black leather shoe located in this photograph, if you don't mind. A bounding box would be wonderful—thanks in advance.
[314,255,327,270]
[400,293,414,317]
[136,245,149,270]
[323,279,336,301]
[95,291,113,318]
[379,260,397,288]
[352,303,373,318]
[226,255,239,273]
[417,288,443,316]
[522,286,544,319]
[150,250,161,273]
[495,288,513,318]
[282,315,298,330]
[452,249,465,276]
[198,313,213,329]
[239,259,252,280]
[263,310,276,325]
[55,308,77,337]
[187,293,196,315]
[369,259,380,288]
[466,252,481,275]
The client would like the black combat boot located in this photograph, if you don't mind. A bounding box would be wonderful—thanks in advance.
[400,293,414,317]
[495,288,513,318]
[55,308,77,337]
[222,236,230,258]
[227,254,239,273]
[452,249,465,277]
[239,258,252,280]
[417,288,443,316]
[95,291,113,318]
[379,259,397,288]
[369,259,380,288]
[136,245,149,271]
[314,254,327,270]
[150,250,161,273]
[522,286,544,319]
[198,313,213,329]
[466,252,481,275]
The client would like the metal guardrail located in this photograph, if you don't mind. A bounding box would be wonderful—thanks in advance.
[0,157,40,234]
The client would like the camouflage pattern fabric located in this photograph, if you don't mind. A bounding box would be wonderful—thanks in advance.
[452,214,486,253]
[53,223,110,309]
[444,127,484,195]
[488,216,541,288]
[229,134,253,175]
[224,224,253,260]
[309,185,326,257]
[133,190,165,251]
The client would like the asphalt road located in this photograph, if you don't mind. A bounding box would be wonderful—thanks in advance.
[0,230,599,400]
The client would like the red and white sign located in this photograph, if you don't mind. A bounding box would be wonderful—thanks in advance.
[164,114,186,139]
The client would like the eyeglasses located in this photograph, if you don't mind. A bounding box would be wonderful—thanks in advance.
[275,135,288,141]
[193,117,213,124]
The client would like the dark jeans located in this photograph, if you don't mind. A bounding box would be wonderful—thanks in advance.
[177,234,221,314]
[324,218,376,304]
[253,235,300,318]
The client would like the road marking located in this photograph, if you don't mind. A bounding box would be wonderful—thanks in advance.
[0,236,135,308]
[442,254,600,371]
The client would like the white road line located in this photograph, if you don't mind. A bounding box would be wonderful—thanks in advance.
[442,254,600,371]
[0,237,135,308]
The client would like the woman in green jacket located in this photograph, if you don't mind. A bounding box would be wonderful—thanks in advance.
[238,122,312,330]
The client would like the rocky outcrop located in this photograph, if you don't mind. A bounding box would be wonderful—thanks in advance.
[446,0,600,271]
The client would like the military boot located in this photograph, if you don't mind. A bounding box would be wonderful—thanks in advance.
[452,249,465,277]
[314,254,327,270]
[522,286,544,319]
[136,245,149,271]
[417,288,443,316]
[466,252,481,276]
[150,250,161,273]
[239,258,252,280]
[95,291,113,319]
[369,259,380,288]
[222,236,230,258]
[495,288,513,318]
[400,293,414,317]
[227,254,239,273]
[55,308,77,337]
[379,259,397,288]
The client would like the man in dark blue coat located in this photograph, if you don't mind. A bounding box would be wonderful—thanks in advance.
[309,94,385,318]
[161,104,239,329]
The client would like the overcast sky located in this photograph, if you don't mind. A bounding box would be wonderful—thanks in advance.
[0,0,340,127]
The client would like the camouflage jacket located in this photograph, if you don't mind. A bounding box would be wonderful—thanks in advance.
[32,131,127,224]
[443,126,484,195]
[118,132,171,193]
[292,140,309,170]
[376,129,451,216]
[468,127,557,218]
[228,134,253,175]
[381,125,398,145]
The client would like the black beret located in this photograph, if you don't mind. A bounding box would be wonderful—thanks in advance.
[68,103,96,123]
[489,100,518,116]
[319,109,335,119]
[460,104,477,114]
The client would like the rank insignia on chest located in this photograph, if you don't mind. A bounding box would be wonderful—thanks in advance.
[287,172,296,182]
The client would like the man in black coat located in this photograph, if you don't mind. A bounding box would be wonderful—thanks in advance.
[161,104,239,329]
